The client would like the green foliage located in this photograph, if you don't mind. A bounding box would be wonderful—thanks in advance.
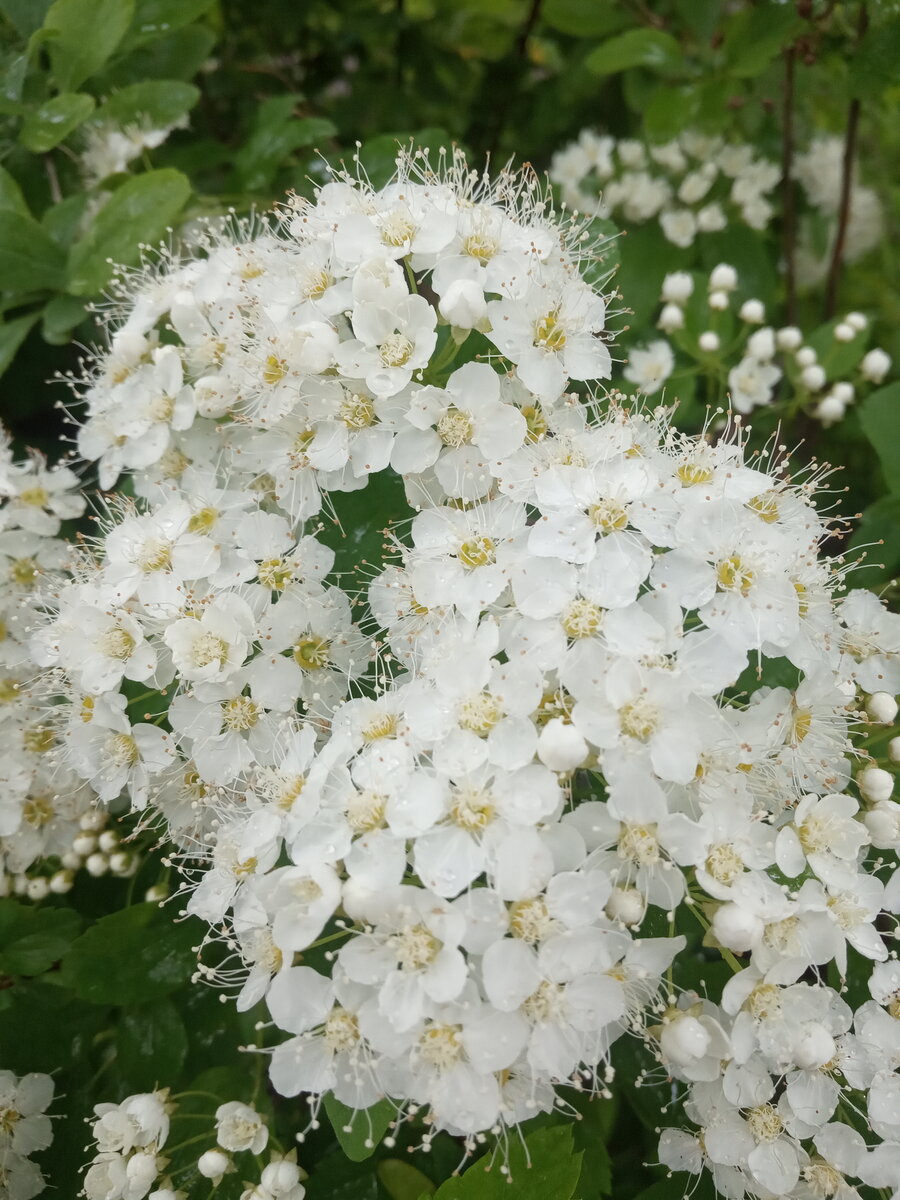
[323,1095,396,1162]
[584,29,682,78]
[44,0,135,90]
[19,91,95,151]
[860,382,900,494]
[432,1125,582,1200]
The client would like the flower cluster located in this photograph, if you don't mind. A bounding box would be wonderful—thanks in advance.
[0,432,104,896]
[624,264,893,422]
[27,152,900,1190]
[81,1091,303,1200]
[550,129,780,246]
[0,1071,54,1200]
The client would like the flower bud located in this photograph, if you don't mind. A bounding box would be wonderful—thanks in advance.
[861,348,892,384]
[261,1159,302,1193]
[747,327,775,361]
[833,322,855,342]
[98,830,119,853]
[795,346,817,367]
[658,303,684,332]
[864,801,900,848]
[698,331,720,353]
[50,869,75,894]
[801,364,826,391]
[793,1022,836,1069]
[198,1150,231,1181]
[605,886,645,926]
[890,737,900,765]
[712,902,762,952]
[72,833,98,857]
[866,692,898,725]
[708,290,729,311]
[776,326,802,350]
[660,1015,711,1066]
[832,381,854,404]
[661,271,693,303]
[145,883,168,903]
[846,311,868,331]
[79,810,105,832]
[60,850,82,870]
[26,876,49,901]
[814,396,845,424]
[739,299,765,323]
[438,279,487,329]
[858,766,894,803]
[85,852,109,877]
[537,719,588,772]
[709,263,737,291]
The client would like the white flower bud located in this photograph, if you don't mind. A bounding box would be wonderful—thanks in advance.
[658,303,685,332]
[698,331,720,353]
[198,1149,231,1180]
[79,810,105,832]
[60,851,82,870]
[145,883,168,902]
[890,737,900,764]
[605,886,646,926]
[661,271,694,304]
[747,327,775,361]
[865,801,900,848]
[833,322,855,342]
[832,381,854,403]
[866,692,898,724]
[858,766,894,803]
[814,396,845,424]
[537,719,588,772]
[793,1022,836,1069]
[846,311,868,331]
[13,874,27,896]
[861,348,892,383]
[26,876,49,901]
[659,1015,711,1066]
[712,902,762,952]
[708,290,729,311]
[50,869,75,894]
[438,279,487,329]
[109,851,135,876]
[98,830,119,853]
[795,346,817,367]
[739,299,765,323]
[72,833,98,857]
[801,364,826,391]
[709,263,737,291]
[260,1159,303,1193]
[85,852,109,877]
[776,326,802,350]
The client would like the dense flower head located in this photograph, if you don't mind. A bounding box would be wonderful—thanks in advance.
[20,150,900,1190]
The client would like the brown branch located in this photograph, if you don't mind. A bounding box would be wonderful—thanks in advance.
[781,46,798,324]
[823,1,868,319]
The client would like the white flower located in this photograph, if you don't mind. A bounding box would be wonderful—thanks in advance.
[623,341,674,395]
[215,1101,268,1154]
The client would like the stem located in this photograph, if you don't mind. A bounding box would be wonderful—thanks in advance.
[516,0,542,57]
[781,46,798,325]
[43,155,62,205]
[823,2,869,319]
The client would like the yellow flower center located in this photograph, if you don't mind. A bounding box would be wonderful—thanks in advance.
[716,555,755,596]
[458,535,495,570]
[293,636,330,671]
[379,333,414,367]
[534,312,567,352]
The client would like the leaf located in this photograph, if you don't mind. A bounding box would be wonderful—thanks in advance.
[326,468,407,579]
[0,165,29,216]
[615,223,682,333]
[323,1094,396,1162]
[122,0,217,48]
[100,24,215,86]
[0,0,54,36]
[234,96,336,192]
[644,84,700,143]
[805,318,870,381]
[67,167,190,294]
[848,496,900,585]
[93,79,199,129]
[377,1159,436,1200]
[0,311,40,375]
[849,15,900,98]
[568,1093,613,1196]
[42,193,89,246]
[305,1150,380,1200]
[43,0,135,90]
[722,3,802,78]
[42,293,87,343]
[432,1125,582,1200]
[59,901,201,1005]
[116,998,188,1090]
[19,91,95,152]
[541,0,627,37]
[860,383,900,494]
[0,901,82,976]
[584,29,682,77]
[0,210,66,291]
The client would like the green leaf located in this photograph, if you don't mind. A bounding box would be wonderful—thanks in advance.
[323,1094,395,1162]
[722,3,802,78]
[848,496,900,585]
[100,24,215,86]
[541,0,627,37]
[377,1160,436,1200]
[326,467,407,579]
[0,166,28,217]
[42,293,87,343]
[860,382,900,494]
[67,167,190,294]
[568,1093,613,1196]
[644,84,700,143]
[584,29,682,77]
[0,0,54,36]
[0,210,66,291]
[93,80,199,129]
[0,901,82,976]
[849,16,900,98]
[805,318,870,381]
[19,92,95,152]
[59,901,201,1005]
[234,96,336,192]
[306,1150,380,1200]
[0,311,40,375]
[122,0,216,48]
[615,223,682,333]
[43,0,135,90]
[42,193,89,247]
[116,998,188,1090]
[432,1125,582,1200]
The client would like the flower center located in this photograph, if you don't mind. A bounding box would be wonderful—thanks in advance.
[589,499,628,532]
[340,392,376,429]
[437,406,474,448]
[618,698,659,741]
[258,558,295,590]
[379,333,414,368]
[618,823,660,866]
[0,677,21,704]
[521,403,548,442]
[748,491,780,523]
[108,733,139,767]
[523,979,565,1022]
[716,555,755,595]
[803,1161,843,1199]
[534,312,567,352]
[561,598,604,639]
[791,706,813,744]
[263,354,287,385]
[676,461,713,487]
[458,535,495,570]
[23,726,55,754]
[391,923,440,971]
[762,915,800,951]
[746,1104,783,1144]
[362,712,398,741]
[826,894,866,930]
[450,787,495,832]
[192,632,229,669]
[418,1023,463,1068]
[302,267,333,299]
[462,232,498,263]
[509,897,556,943]
[23,793,54,827]
[323,1007,360,1052]
[97,626,136,660]
[11,557,38,587]
[458,691,502,736]
[160,447,190,478]
[222,696,260,731]
[347,790,387,834]
[293,636,331,671]
[746,983,782,1019]
[151,394,175,421]
[137,539,172,572]
[704,842,742,885]
[380,211,416,247]
[188,506,219,534]
[18,486,49,508]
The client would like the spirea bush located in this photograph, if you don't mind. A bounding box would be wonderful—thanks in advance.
[2,144,900,1200]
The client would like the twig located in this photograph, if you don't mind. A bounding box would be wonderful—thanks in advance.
[823,1,869,319]
[516,0,542,58]
[780,46,798,324]
[43,154,62,205]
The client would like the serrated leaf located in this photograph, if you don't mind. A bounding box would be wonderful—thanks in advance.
[584,29,681,77]
[0,210,66,291]
[44,0,135,90]
[323,1094,395,1162]
[0,311,40,375]
[859,382,900,494]
[0,164,29,215]
[59,901,200,1005]
[93,80,199,129]
[19,91,95,152]
[433,1125,582,1200]
[67,167,190,294]
[116,998,187,1090]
